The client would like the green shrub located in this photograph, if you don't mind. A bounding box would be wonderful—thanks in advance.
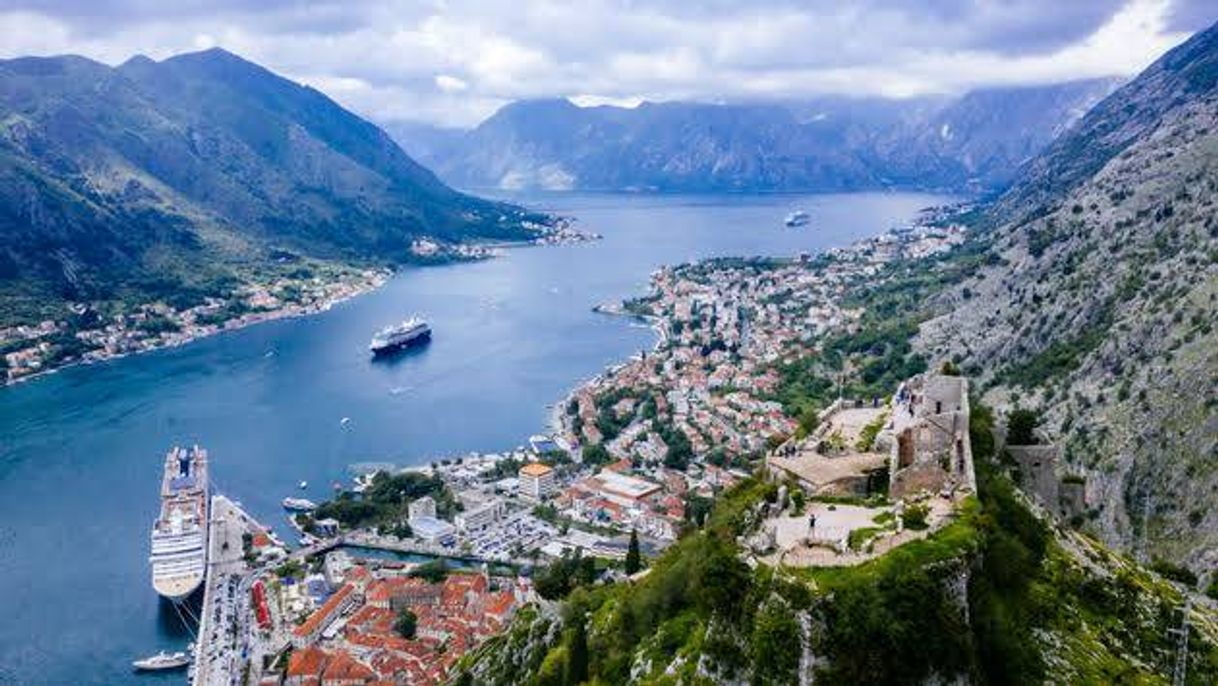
[903,503,930,530]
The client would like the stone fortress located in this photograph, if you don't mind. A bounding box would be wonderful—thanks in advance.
[761,372,977,567]
[888,374,976,498]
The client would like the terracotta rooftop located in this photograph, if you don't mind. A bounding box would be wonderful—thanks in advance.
[519,462,554,477]
[294,583,354,637]
[286,645,329,677]
[322,649,376,682]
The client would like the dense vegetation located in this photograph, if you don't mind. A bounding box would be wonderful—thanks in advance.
[459,397,1218,685]
[312,471,455,531]
[0,48,550,327]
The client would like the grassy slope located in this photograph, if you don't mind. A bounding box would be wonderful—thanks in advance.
[457,426,1218,684]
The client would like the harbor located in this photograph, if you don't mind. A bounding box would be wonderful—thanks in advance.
[0,191,950,684]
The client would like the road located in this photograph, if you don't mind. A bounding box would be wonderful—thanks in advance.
[192,495,255,686]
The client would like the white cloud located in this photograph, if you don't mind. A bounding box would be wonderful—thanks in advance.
[0,1,1211,127]
[569,94,645,109]
[434,74,468,93]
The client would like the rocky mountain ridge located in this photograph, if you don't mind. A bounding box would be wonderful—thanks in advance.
[0,48,546,325]
[397,79,1120,194]
[917,20,1218,570]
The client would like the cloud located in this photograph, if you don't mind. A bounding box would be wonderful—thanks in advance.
[0,1,1213,127]
[434,74,469,93]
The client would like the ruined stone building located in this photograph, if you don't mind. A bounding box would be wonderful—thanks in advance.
[888,374,976,499]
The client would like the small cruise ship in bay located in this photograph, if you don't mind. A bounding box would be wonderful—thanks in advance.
[149,446,209,603]
[784,209,811,227]
[369,317,431,355]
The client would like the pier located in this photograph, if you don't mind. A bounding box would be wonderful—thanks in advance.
[192,495,259,686]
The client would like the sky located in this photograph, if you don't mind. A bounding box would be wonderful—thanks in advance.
[0,0,1214,128]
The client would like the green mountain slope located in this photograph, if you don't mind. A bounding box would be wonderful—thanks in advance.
[457,461,1218,685]
[917,20,1218,568]
[0,49,547,324]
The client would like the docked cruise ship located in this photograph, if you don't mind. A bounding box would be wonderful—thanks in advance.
[149,446,209,602]
[369,317,431,355]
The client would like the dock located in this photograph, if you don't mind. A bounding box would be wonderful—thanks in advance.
[192,495,260,686]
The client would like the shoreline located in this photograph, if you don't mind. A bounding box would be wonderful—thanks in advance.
[1,271,391,389]
[1,225,602,390]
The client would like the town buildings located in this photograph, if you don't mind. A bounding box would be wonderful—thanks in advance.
[518,463,556,501]
[281,561,526,686]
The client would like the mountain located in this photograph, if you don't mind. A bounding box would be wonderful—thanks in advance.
[397,79,1120,193]
[457,470,1218,685]
[916,21,1218,568]
[0,48,546,324]
[449,30,1218,678]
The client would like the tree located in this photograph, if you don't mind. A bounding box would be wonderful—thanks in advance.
[790,489,806,515]
[1006,409,1040,446]
[751,600,801,685]
[797,405,819,438]
[564,615,589,686]
[410,559,449,583]
[536,550,597,600]
[395,608,418,639]
[685,496,713,527]
[903,502,930,530]
[624,530,642,575]
[581,443,611,467]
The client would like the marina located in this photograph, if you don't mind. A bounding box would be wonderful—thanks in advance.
[0,191,949,684]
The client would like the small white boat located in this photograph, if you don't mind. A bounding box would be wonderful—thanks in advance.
[133,651,190,671]
[352,471,380,493]
[298,480,308,489]
[784,210,811,227]
[340,417,352,427]
[282,497,318,512]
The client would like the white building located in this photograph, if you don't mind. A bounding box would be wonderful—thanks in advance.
[519,463,557,501]
[410,516,456,545]
[455,493,505,532]
[408,495,437,522]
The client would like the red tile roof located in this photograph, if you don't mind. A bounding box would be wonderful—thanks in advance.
[322,649,376,683]
[287,645,329,677]
[294,584,354,637]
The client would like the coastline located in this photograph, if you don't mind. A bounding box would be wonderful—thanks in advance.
[1,222,602,389]
[541,206,969,460]
[1,270,390,389]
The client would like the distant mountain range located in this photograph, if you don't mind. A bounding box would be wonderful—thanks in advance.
[0,48,546,323]
[394,79,1121,194]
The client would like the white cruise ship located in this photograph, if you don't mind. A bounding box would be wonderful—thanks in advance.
[149,446,209,602]
[784,209,811,227]
[369,317,431,355]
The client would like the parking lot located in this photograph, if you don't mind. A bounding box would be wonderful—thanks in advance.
[463,512,557,561]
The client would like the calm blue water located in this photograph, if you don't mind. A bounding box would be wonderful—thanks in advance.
[0,191,948,684]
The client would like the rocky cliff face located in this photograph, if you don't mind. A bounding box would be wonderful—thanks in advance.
[917,22,1218,569]
[398,80,1120,193]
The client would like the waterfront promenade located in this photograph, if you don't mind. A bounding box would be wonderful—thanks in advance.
[193,495,256,686]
